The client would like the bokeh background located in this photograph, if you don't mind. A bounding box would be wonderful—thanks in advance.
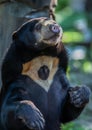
[55,0,92,130]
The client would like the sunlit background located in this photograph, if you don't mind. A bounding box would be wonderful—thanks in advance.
[55,0,92,130]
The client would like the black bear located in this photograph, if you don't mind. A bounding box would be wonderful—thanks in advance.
[0,17,90,130]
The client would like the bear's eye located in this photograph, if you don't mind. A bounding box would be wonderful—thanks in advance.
[35,23,42,31]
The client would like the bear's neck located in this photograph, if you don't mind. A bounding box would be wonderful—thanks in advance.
[15,44,60,63]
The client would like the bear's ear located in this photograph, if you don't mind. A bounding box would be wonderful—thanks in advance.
[12,31,18,40]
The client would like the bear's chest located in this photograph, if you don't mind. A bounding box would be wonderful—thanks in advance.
[22,56,59,92]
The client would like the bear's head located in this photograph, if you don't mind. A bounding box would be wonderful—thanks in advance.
[13,17,63,50]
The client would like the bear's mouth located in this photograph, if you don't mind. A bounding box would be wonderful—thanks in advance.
[43,34,60,41]
[42,33,61,46]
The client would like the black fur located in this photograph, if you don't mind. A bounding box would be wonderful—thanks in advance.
[0,18,90,130]
[38,65,50,80]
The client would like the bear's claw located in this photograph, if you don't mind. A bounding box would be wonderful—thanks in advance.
[15,100,45,130]
[69,86,91,108]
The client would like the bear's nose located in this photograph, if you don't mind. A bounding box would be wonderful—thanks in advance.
[49,24,60,34]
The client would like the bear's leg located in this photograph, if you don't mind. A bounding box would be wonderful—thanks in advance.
[58,70,90,123]
[62,85,91,123]
[0,84,45,130]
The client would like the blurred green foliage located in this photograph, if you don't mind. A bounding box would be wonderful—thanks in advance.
[61,122,92,130]
[62,122,84,130]
[72,60,92,73]
[56,0,69,11]
[56,7,85,30]
[55,0,92,43]
[55,8,87,43]
[83,61,92,73]
[62,31,84,43]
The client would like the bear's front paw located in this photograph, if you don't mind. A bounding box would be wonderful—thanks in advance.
[68,86,91,108]
[15,100,45,130]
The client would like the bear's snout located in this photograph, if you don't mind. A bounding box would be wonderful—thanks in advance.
[49,24,60,34]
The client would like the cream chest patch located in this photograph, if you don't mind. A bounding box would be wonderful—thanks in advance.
[22,56,59,92]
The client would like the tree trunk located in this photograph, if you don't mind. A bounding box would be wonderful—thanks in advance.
[0,2,32,87]
[85,0,92,29]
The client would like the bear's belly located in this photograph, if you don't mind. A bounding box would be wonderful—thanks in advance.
[22,56,59,92]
